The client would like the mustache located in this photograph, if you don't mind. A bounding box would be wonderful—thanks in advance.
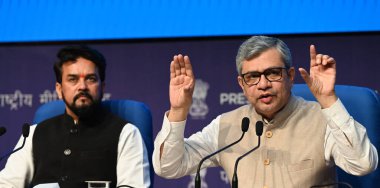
[73,91,93,102]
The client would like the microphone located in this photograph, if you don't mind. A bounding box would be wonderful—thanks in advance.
[22,123,30,137]
[0,123,30,162]
[195,117,250,188]
[0,127,6,136]
[232,121,264,188]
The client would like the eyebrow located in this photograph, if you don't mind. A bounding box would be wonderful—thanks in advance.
[66,73,97,77]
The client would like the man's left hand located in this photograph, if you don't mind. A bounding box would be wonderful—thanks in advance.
[299,45,338,108]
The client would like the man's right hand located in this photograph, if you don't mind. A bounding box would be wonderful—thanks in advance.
[168,54,195,122]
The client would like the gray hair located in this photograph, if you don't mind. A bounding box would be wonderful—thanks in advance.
[235,36,292,75]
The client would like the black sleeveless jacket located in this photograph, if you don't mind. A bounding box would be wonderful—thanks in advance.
[31,108,127,188]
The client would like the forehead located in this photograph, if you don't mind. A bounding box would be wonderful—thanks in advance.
[242,48,284,72]
[61,57,99,75]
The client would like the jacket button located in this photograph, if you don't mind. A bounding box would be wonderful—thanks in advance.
[64,149,71,156]
[265,131,273,138]
[264,159,270,165]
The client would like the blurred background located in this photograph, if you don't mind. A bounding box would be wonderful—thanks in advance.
[0,0,379,187]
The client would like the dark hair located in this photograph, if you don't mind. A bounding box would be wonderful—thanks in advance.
[53,45,106,83]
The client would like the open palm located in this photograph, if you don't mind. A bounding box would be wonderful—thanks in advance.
[169,54,195,112]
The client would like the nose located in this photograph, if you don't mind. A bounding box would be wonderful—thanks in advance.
[77,79,88,90]
[257,74,271,90]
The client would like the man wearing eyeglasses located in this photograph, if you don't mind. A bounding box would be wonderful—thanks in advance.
[153,36,378,187]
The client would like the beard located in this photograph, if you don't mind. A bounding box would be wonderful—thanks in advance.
[62,91,102,119]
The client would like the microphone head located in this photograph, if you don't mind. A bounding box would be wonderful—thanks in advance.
[241,117,250,132]
[22,123,30,137]
[255,121,264,136]
[0,127,6,136]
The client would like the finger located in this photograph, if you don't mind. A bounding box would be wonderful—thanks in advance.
[298,68,312,86]
[316,54,322,65]
[310,45,317,66]
[326,57,335,65]
[173,55,181,77]
[177,54,186,74]
[322,55,330,65]
[184,55,194,78]
[170,60,176,79]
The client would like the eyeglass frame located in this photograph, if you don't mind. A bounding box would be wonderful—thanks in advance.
[240,67,289,86]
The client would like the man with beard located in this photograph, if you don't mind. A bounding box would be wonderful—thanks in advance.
[0,46,150,188]
[153,36,378,187]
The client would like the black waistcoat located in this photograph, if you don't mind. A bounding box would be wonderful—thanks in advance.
[31,108,127,188]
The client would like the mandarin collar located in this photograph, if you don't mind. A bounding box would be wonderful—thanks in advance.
[249,95,299,129]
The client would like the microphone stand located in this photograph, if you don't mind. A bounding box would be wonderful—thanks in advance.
[0,136,27,162]
[195,131,247,188]
[231,121,263,188]
[0,123,30,162]
[231,137,260,188]
[195,117,250,188]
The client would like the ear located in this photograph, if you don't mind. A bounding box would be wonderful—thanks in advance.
[55,82,62,99]
[287,67,296,83]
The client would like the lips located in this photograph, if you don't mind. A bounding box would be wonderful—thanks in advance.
[78,95,89,99]
[259,94,273,103]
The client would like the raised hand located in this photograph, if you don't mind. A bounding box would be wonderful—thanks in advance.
[168,54,195,121]
[299,45,338,108]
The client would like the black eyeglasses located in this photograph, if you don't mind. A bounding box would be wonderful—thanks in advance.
[240,67,287,86]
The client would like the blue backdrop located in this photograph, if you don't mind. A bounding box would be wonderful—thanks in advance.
[1,0,380,42]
